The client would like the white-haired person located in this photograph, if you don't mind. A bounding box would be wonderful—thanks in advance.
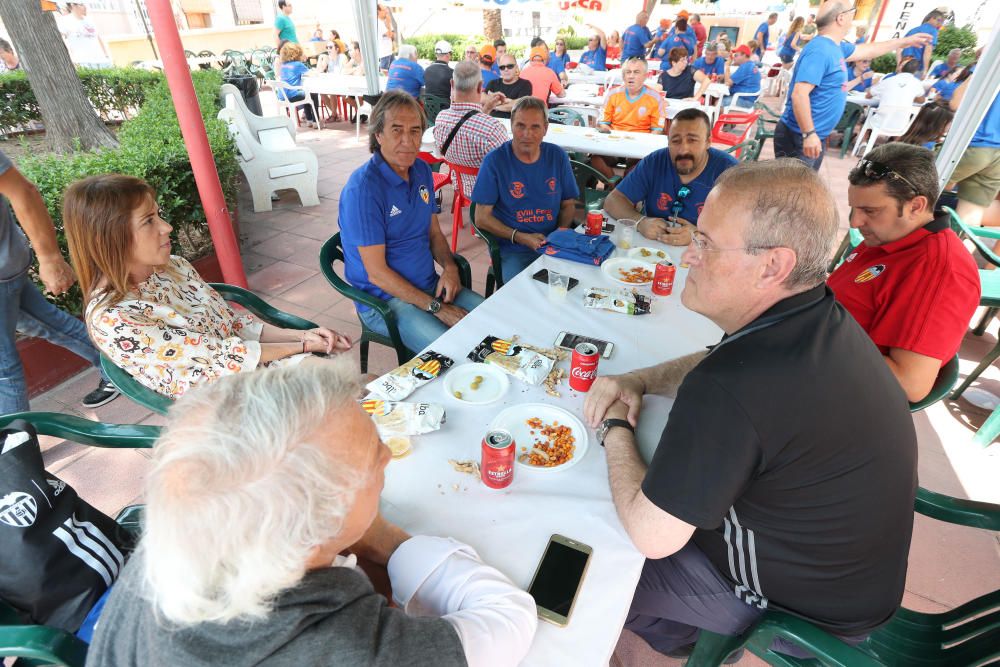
[86,360,537,666]
[385,44,425,99]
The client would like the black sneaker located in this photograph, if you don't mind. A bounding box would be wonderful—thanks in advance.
[81,381,120,408]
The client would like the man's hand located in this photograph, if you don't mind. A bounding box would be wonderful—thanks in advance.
[435,303,468,327]
[516,231,547,251]
[900,32,932,50]
[350,513,411,566]
[482,91,506,115]
[660,220,694,246]
[436,266,462,304]
[802,132,822,159]
[37,255,76,296]
[584,373,646,427]
[597,124,611,134]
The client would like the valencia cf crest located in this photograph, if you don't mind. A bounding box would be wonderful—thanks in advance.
[854,264,886,284]
[418,185,430,204]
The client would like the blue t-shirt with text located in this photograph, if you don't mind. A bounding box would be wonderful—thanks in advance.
[617,147,737,225]
[471,142,580,254]
[657,31,696,59]
[692,56,724,77]
[971,93,1000,148]
[847,65,872,92]
[730,61,761,96]
[580,46,607,71]
[622,23,653,60]
[386,59,425,98]
[901,23,938,66]
[780,36,856,138]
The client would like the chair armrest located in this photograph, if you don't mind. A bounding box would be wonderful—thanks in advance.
[915,487,1000,530]
[209,283,318,330]
[452,254,472,289]
[100,356,175,416]
[0,412,158,448]
[945,206,1000,268]
[470,203,505,288]
[0,624,89,667]
[318,239,395,320]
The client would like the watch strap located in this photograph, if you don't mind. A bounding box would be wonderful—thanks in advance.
[600,418,634,446]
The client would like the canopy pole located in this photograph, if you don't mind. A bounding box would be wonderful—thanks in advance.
[145,0,247,288]
[352,0,382,97]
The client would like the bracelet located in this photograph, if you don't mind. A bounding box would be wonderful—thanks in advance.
[301,335,306,354]
[511,229,518,244]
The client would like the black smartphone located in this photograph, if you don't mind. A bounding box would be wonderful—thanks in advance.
[554,331,614,358]
[602,221,615,234]
[527,534,592,627]
[532,269,580,291]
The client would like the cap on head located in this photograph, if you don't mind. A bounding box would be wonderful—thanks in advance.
[677,9,690,19]
[659,18,670,28]
[733,45,752,57]
[434,40,453,54]
[530,46,547,61]
[480,44,496,63]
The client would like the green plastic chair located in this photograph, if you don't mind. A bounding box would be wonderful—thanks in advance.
[830,102,864,159]
[469,202,504,297]
[101,283,318,415]
[570,159,621,212]
[724,137,762,162]
[828,227,865,273]
[687,486,1000,667]
[547,107,586,126]
[319,233,472,373]
[0,412,157,667]
[753,100,782,150]
[908,354,960,412]
[421,94,450,125]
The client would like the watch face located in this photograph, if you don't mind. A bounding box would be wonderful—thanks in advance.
[429,299,441,313]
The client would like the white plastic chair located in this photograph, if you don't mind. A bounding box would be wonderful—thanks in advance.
[266,78,322,129]
[220,83,298,146]
[725,86,765,113]
[852,104,917,157]
[217,107,320,212]
[604,69,622,88]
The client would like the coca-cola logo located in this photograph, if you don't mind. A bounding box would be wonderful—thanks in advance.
[571,367,596,380]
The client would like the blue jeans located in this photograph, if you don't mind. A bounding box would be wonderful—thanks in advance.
[500,250,539,285]
[722,95,756,110]
[358,287,485,354]
[0,271,108,414]
[773,119,825,171]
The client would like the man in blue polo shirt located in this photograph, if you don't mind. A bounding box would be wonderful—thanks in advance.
[603,108,737,247]
[472,97,579,282]
[580,24,608,71]
[754,13,778,59]
[846,58,874,92]
[900,10,945,78]
[930,48,961,79]
[692,42,725,78]
[774,0,932,170]
[724,45,761,108]
[622,11,654,61]
[655,18,696,60]
[339,91,484,354]
[385,44,424,99]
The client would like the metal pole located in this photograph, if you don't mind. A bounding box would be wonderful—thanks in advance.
[135,0,159,60]
[352,0,381,96]
[144,0,248,287]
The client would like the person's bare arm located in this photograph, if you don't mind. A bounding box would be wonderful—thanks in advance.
[791,81,823,158]
[690,69,710,100]
[884,348,942,402]
[274,28,282,46]
[358,244,440,309]
[427,213,463,305]
[475,203,545,251]
[587,24,608,49]
[557,198,575,228]
[605,189,669,241]
[850,33,931,62]
[949,76,971,111]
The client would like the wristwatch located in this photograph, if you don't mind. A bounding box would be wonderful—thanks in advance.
[802,129,817,140]
[598,418,635,447]
[426,298,442,314]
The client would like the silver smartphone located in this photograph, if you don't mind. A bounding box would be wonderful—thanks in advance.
[527,534,593,627]
[555,331,614,359]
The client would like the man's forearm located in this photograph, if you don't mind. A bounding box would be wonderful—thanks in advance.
[429,228,458,274]
[604,429,648,537]
[791,88,815,132]
[7,179,61,260]
[603,190,639,221]
[557,200,575,228]
[852,38,912,62]
[628,350,706,398]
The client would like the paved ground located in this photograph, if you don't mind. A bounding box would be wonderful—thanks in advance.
[27,90,1000,666]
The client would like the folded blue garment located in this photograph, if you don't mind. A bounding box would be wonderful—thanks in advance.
[537,229,616,266]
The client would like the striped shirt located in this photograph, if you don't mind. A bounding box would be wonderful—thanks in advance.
[432,102,508,197]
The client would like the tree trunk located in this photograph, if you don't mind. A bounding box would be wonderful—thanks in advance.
[483,9,503,41]
[0,0,118,153]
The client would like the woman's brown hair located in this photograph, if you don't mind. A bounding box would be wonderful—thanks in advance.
[63,174,157,314]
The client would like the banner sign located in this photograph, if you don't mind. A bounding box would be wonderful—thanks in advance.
[870,0,941,42]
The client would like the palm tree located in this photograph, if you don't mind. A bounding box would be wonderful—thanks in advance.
[483,9,503,41]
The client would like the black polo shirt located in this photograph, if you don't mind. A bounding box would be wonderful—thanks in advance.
[642,285,917,636]
[424,60,454,99]
[485,78,533,119]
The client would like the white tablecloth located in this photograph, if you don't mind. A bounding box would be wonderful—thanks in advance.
[301,72,387,96]
[381,243,722,666]
[551,93,717,123]
[138,56,218,70]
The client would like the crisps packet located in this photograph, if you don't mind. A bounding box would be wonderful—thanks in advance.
[584,287,652,315]
[361,399,446,438]
[366,350,454,400]
[467,336,555,385]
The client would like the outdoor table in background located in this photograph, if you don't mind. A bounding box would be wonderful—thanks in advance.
[550,93,719,125]
[137,55,220,70]
[302,72,387,139]
[380,238,721,665]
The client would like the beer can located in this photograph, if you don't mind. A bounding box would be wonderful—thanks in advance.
[585,211,603,236]
[652,260,676,296]
[570,342,600,392]
[481,429,515,489]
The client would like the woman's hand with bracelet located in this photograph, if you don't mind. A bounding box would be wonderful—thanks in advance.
[300,327,352,355]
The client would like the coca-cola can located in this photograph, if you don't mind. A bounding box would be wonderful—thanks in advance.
[481,429,515,489]
[652,260,676,296]
[570,342,600,392]
[585,211,603,236]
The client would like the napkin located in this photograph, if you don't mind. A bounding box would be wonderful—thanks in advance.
[538,229,615,266]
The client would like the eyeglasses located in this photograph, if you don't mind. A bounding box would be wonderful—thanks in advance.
[498,63,516,70]
[857,159,918,193]
[838,5,858,16]
[691,230,779,255]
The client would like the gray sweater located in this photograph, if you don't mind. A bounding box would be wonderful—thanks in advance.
[85,555,467,667]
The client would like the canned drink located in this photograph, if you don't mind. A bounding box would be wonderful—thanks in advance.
[585,211,603,236]
[481,429,515,489]
[570,342,600,392]
[652,260,676,296]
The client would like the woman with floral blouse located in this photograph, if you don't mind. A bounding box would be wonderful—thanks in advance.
[63,174,351,400]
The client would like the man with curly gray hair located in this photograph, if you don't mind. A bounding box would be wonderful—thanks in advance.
[86,360,536,667]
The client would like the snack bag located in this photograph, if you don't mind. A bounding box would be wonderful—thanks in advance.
[583,287,652,315]
[467,336,555,385]
[360,399,446,438]
[366,351,454,400]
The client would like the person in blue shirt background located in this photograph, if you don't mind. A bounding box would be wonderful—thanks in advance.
[778,16,805,65]
[472,97,579,282]
[692,42,725,77]
[480,45,499,87]
[855,25,867,45]
[552,37,572,68]
[754,13,778,59]
[527,37,568,84]
[930,48,962,79]
[948,77,1000,233]
[385,44,425,99]
[723,45,761,108]
[580,24,608,71]
[339,91,484,354]
[656,18,696,60]
[900,9,945,77]
[276,42,320,126]
[622,11,654,61]
[603,108,737,248]
[845,58,874,92]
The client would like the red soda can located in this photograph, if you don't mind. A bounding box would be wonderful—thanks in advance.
[481,429,515,489]
[585,211,603,236]
[570,342,600,392]
[652,260,676,296]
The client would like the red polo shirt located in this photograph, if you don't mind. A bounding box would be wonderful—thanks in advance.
[828,216,980,364]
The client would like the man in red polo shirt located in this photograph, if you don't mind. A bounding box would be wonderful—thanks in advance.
[828,143,980,402]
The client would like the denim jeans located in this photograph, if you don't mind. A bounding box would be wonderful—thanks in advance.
[721,95,756,110]
[773,120,825,171]
[500,250,539,285]
[358,287,485,354]
[0,271,107,414]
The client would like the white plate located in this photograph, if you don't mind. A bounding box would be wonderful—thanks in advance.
[489,404,589,472]
[602,257,655,286]
[627,246,671,264]
[443,363,509,405]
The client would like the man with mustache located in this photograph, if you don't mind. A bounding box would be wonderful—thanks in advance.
[602,108,737,246]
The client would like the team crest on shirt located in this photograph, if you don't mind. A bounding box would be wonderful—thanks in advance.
[657,192,673,209]
[845,251,858,263]
[854,264,886,284]
[547,177,557,192]
[637,106,648,116]
[510,181,526,199]
[418,185,430,204]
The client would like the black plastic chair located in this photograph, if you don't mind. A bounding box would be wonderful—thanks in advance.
[421,94,450,125]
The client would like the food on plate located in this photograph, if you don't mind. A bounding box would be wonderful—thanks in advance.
[639,248,667,259]
[386,436,412,459]
[366,350,454,400]
[467,335,556,385]
[360,399,445,438]
[453,390,463,399]
[518,417,576,467]
[584,287,652,315]
[618,266,654,283]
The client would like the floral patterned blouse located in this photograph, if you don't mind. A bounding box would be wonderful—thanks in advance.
[87,256,297,399]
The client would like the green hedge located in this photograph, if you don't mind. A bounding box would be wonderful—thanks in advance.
[0,67,163,135]
[404,34,526,60]
[934,25,978,63]
[17,70,238,315]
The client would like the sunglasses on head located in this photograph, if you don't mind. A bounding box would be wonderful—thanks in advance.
[499,63,516,70]
[857,159,918,192]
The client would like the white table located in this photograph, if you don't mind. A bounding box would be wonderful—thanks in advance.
[604,59,663,71]
[551,93,717,122]
[381,244,722,666]
[302,73,387,139]
[138,55,219,70]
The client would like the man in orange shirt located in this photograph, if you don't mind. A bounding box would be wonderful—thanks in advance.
[519,46,565,107]
[592,57,665,178]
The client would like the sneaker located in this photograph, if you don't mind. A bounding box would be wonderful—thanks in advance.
[81,381,120,408]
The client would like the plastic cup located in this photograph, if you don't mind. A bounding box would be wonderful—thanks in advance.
[548,270,570,302]
[617,218,638,250]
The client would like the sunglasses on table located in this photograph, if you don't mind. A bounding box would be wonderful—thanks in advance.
[857,159,918,193]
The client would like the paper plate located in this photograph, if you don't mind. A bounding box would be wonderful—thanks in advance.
[602,257,655,286]
[628,246,671,264]
[489,404,589,472]
[443,363,509,405]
